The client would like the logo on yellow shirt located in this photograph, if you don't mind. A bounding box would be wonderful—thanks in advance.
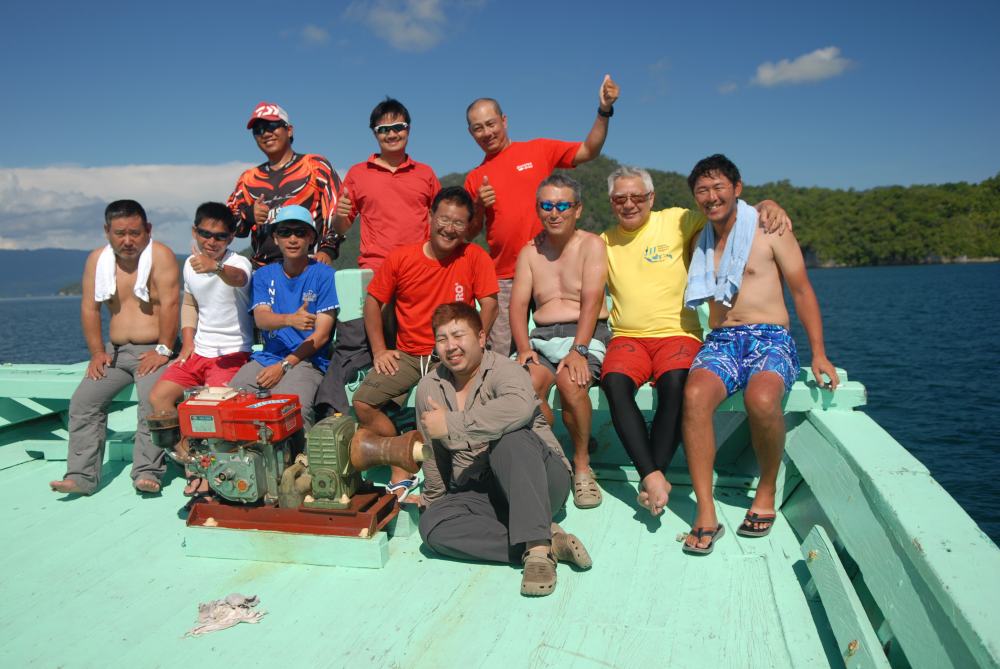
[644,244,673,263]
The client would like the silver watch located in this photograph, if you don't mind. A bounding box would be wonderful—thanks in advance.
[214,260,225,274]
[280,360,294,373]
[154,344,172,357]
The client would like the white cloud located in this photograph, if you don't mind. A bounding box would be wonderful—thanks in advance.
[751,46,853,87]
[301,24,331,45]
[717,82,738,95]
[0,163,253,253]
[346,0,449,52]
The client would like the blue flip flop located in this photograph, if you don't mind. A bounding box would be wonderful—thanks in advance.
[385,475,418,501]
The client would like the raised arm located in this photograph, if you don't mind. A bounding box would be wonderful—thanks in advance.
[572,75,620,166]
[331,183,356,236]
[772,231,839,390]
[754,199,793,235]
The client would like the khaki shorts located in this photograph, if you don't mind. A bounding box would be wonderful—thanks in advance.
[352,350,437,409]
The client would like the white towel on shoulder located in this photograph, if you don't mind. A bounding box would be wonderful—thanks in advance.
[93,241,154,303]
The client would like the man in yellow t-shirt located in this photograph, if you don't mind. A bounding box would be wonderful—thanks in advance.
[600,166,790,518]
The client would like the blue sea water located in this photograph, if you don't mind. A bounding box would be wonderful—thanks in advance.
[0,263,997,542]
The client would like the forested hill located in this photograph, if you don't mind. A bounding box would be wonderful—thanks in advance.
[437,156,1000,267]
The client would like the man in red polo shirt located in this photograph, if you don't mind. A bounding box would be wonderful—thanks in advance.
[352,186,499,499]
[315,98,442,418]
[463,75,620,356]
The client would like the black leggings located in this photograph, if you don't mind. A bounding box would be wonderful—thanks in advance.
[600,370,688,480]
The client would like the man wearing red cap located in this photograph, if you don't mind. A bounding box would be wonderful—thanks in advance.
[227,102,343,268]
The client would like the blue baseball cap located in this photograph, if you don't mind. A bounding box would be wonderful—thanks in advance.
[273,205,315,230]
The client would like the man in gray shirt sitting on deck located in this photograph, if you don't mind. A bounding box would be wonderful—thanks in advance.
[50,200,180,496]
[415,302,592,597]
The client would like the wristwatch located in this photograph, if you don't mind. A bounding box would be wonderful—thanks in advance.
[154,344,172,357]
[214,260,225,274]
[598,106,614,118]
[280,360,294,374]
[574,344,589,357]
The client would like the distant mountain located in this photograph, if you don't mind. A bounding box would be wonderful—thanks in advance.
[0,249,196,298]
[0,249,92,297]
[439,157,1000,267]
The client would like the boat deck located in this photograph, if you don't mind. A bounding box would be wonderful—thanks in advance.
[2,455,836,668]
[3,351,998,668]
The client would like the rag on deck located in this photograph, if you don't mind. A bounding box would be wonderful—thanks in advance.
[684,199,757,309]
[186,593,266,637]
[93,241,154,303]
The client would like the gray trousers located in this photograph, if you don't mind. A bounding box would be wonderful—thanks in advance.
[419,428,571,564]
[228,359,324,429]
[65,343,167,493]
[486,278,514,357]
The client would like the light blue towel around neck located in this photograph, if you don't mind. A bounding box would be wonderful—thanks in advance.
[684,199,757,309]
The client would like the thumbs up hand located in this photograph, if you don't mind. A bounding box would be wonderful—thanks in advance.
[420,396,449,439]
[189,240,217,274]
[600,74,620,110]
[252,192,270,225]
[336,187,353,219]
[285,300,317,331]
[478,175,496,208]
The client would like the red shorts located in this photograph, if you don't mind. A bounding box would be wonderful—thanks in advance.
[159,352,251,388]
[600,336,702,387]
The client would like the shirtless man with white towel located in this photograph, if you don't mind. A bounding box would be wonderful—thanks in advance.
[50,199,180,496]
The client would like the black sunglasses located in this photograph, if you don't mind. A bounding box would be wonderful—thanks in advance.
[274,226,312,238]
[252,120,288,136]
[194,227,231,242]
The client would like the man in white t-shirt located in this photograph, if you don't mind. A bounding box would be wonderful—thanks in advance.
[149,202,253,494]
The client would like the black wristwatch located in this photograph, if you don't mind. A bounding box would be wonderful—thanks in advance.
[598,106,614,118]
[574,344,589,357]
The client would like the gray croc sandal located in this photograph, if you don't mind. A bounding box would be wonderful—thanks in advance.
[572,470,603,509]
[550,523,593,569]
[520,551,558,597]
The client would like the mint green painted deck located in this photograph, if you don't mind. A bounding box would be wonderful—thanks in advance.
[1,268,998,667]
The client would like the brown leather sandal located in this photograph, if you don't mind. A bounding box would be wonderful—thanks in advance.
[572,469,603,509]
[520,550,558,597]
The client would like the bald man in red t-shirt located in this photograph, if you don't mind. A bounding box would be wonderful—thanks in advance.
[463,75,620,357]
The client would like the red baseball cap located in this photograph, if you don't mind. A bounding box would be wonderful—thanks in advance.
[246,102,291,129]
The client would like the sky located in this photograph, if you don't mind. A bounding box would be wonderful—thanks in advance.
[1,0,998,252]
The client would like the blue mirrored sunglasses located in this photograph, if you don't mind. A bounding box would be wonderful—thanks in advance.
[538,200,578,213]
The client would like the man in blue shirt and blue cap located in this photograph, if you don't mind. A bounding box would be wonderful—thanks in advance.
[227,205,338,427]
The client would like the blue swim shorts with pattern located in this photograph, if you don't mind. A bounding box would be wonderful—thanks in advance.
[690,324,800,397]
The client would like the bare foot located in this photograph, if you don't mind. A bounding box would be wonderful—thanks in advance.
[636,471,671,516]
[134,478,161,494]
[50,479,87,495]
